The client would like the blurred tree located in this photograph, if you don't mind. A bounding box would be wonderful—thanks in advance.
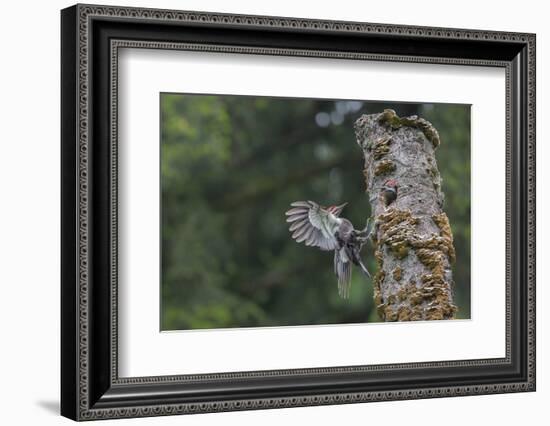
[160,94,470,330]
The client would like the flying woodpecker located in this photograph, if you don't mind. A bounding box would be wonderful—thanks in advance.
[285,201,372,298]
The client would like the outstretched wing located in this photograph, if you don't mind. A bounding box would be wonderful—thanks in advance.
[285,201,340,251]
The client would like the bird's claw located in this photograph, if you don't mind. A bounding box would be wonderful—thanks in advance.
[356,217,374,242]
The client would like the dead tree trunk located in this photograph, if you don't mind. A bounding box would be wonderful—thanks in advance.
[354,109,457,321]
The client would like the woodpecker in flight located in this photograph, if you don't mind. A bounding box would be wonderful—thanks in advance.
[380,179,398,207]
[285,201,372,298]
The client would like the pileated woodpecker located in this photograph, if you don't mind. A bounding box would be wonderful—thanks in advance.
[380,179,398,207]
[285,201,372,298]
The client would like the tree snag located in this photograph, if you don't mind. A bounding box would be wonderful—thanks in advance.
[354,109,458,321]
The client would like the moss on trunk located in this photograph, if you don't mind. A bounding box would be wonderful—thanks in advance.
[355,110,457,321]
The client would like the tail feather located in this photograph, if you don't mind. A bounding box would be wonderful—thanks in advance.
[335,250,352,299]
[338,261,352,299]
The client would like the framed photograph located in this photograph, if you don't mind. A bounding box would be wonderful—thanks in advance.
[61,4,536,421]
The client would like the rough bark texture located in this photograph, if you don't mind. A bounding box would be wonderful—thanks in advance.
[355,109,457,321]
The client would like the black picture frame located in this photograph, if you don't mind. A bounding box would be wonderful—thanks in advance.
[61,3,536,421]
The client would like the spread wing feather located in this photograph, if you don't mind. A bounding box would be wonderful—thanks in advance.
[289,219,307,232]
[286,213,308,223]
[285,201,341,251]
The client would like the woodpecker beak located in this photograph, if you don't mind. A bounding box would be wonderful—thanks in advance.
[333,202,348,216]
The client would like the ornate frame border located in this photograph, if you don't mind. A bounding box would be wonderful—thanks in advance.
[61,3,536,421]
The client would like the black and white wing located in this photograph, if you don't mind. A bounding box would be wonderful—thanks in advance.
[285,201,340,251]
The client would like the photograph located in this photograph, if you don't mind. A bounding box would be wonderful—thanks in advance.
[56,2,535,421]
[160,93,471,330]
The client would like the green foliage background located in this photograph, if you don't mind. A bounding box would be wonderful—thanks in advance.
[160,94,471,330]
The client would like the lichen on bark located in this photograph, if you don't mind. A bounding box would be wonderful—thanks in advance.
[355,109,457,321]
